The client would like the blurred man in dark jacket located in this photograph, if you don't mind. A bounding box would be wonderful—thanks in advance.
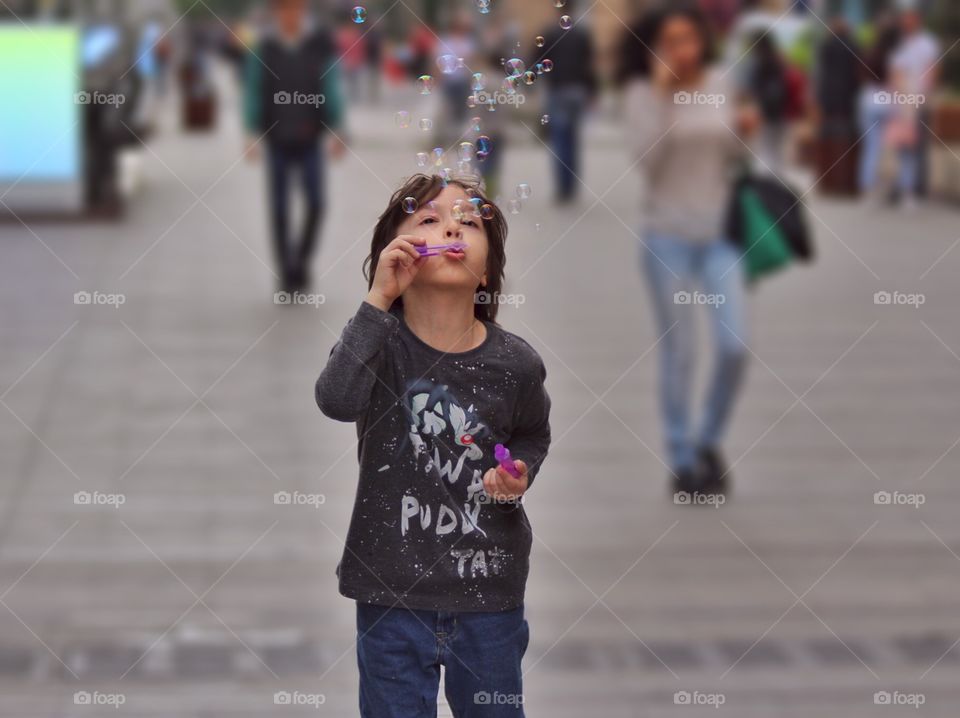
[245,0,346,294]
[535,2,598,205]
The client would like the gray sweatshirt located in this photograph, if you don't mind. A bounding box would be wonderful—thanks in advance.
[625,67,744,242]
[316,301,551,612]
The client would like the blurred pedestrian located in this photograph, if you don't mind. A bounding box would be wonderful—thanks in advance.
[888,7,940,208]
[858,15,900,200]
[747,33,789,174]
[244,0,346,294]
[436,9,477,148]
[534,0,598,205]
[618,4,758,496]
[812,15,862,196]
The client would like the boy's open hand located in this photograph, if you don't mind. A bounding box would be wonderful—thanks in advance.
[483,460,529,503]
[366,235,426,311]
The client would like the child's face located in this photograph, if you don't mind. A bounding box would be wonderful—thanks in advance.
[397,185,490,292]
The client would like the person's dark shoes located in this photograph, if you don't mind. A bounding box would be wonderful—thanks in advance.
[290,263,311,293]
[696,446,729,495]
[670,466,704,501]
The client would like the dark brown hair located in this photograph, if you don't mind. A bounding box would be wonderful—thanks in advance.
[363,174,508,323]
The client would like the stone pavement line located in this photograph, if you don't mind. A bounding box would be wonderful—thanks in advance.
[119,120,280,281]
[117,319,280,482]
[517,119,681,280]
[0,520,80,679]
[518,318,678,474]
[719,520,881,681]
[0,198,81,279]
[718,320,881,483]
[1,321,79,401]
[718,121,881,282]
[522,520,682,681]
[119,520,280,680]
[917,521,960,679]
[118,121,278,282]
[118,520,281,679]
[120,321,282,481]
[914,321,960,482]
[720,121,883,280]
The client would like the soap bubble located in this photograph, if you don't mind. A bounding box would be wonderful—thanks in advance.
[402,197,418,214]
[504,58,525,78]
[395,110,410,128]
[452,200,465,221]
[437,54,458,75]
[352,6,367,23]
[466,94,478,109]
[540,114,550,125]
[439,167,452,181]
[476,135,492,160]
[419,117,433,131]
[417,75,434,94]
[500,76,518,94]
[523,71,536,85]
[470,116,482,132]
[560,15,572,30]
[535,35,545,48]
[516,183,531,199]
[469,197,483,217]
[432,147,444,166]
[535,223,541,231]
[476,0,490,14]
[472,72,485,92]
[508,199,521,215]
[480,204,495,220]
[554,0,566,6]
[542,59,554,72]
[415,152,429,167]
[458,142,474,162]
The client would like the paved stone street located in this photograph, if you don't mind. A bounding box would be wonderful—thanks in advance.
[3,69,960,717]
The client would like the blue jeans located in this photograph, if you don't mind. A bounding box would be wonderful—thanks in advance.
[643,234,749,472]
[857,87,891,193]
[267,141,325,282]
[356,602,529,718]
[546,86,587,200]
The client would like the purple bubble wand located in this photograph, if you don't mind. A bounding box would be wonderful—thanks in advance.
[415,242,467,257]
[494,443,522,478]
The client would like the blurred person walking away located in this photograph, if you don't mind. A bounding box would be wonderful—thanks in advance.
[812,14,863,196]
[618,5,759,497]
[857,15,900,203]
[888,6,940,209]
[747,33,789,175]
[534,0,598,205]
[244,0,346,295]
[436,9,477,149]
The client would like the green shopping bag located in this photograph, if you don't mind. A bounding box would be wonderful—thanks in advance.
[737,185,794,282]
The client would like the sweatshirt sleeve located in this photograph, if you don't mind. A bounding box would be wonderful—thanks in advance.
[315,301,399,422]
[509,355,551,488]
